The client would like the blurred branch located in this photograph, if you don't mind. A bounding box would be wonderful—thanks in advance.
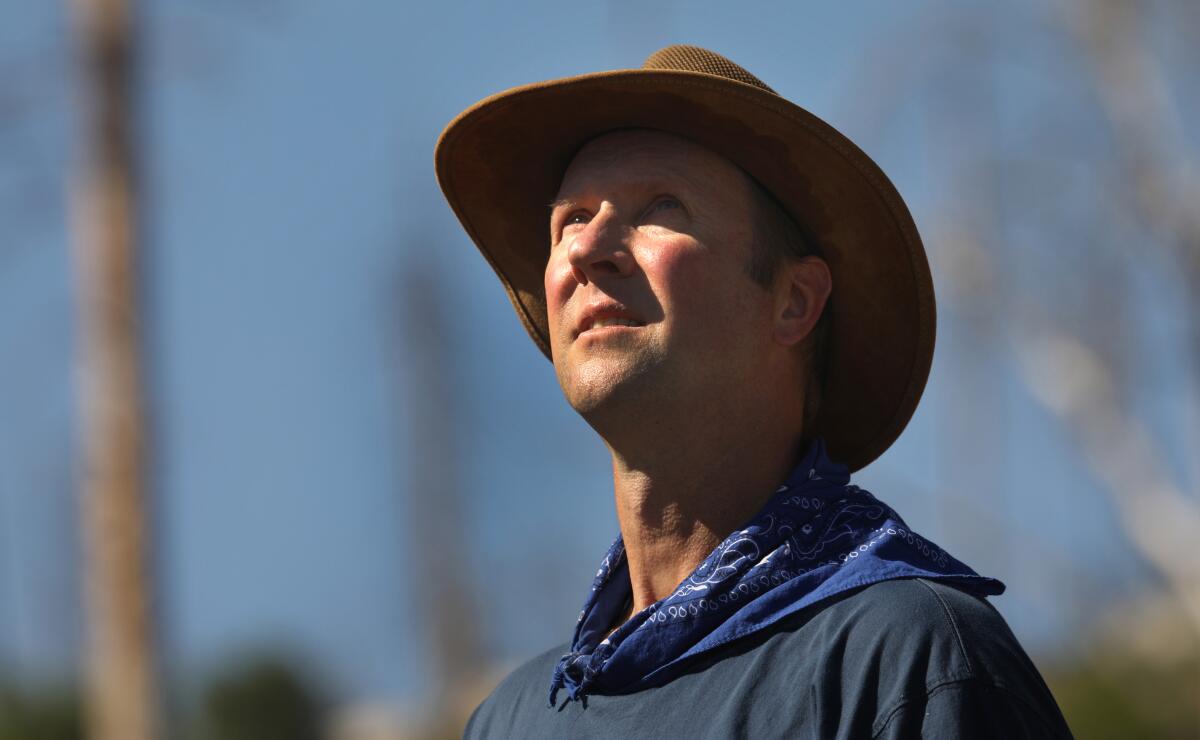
[1015,329,1200,631]
[1059,0,1200,280]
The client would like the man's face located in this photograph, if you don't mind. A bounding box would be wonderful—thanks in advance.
[545,130,779,420]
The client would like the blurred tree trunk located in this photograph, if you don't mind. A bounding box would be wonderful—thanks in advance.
[68,1,159,739]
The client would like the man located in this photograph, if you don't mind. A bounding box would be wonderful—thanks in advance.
[437,46,1072,738]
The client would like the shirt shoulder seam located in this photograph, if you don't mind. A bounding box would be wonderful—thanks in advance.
[870,677,1071,739]
[915,577,977,676]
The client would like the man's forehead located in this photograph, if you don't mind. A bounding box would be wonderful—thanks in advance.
[554,129,747,202]
[564,130,718,175]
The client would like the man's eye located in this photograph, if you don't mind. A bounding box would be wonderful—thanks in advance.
[644,197,683,218]
[565,211,591,226]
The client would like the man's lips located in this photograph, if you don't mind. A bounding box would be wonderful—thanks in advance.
[576,305,646,336]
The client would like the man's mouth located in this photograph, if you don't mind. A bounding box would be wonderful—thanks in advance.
[578,307,646,335]
[589,317,643,329]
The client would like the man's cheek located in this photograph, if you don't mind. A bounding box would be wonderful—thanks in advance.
[546,301,566,340]
[544,263,571,331]
[662,259,718,315]
[642,248,702,296]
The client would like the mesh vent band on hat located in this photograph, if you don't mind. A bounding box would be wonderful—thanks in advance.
[643,45,777,94]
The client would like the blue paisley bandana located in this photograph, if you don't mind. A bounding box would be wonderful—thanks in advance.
[548,439,1004,706]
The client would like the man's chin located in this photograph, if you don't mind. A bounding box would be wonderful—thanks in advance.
[557,362,649,417]
[560,379,629,417]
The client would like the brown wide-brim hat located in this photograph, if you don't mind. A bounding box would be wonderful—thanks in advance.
[435,45,934,472]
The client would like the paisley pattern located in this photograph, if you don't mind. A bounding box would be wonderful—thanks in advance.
[548,439,1004,706]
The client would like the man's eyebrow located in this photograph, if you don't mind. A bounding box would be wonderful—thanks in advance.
[549,197,576,211]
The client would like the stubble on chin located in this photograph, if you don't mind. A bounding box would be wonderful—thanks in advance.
[554,347,661,419]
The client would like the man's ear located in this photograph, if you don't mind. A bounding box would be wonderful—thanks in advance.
[773,256,832,347]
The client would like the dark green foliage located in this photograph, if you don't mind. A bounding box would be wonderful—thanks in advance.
[0,684,82,740]
[1046,648,1200,740]
[189,654,328,740]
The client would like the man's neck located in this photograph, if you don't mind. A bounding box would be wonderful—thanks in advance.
[605,403,804,622]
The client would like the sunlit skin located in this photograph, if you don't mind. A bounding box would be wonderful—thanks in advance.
[545,130,832,626]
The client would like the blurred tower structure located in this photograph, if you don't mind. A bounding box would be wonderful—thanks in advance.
[68,0,159,739]
[397,262,489,736]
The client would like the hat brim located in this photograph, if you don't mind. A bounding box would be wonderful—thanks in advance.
[435,69,934,472]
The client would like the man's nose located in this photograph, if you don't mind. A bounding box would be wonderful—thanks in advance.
[565,210,635,286]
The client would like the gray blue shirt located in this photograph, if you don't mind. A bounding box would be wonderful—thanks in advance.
[465,578,1072,739]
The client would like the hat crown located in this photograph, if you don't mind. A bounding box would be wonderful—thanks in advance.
[642,45,776,94]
